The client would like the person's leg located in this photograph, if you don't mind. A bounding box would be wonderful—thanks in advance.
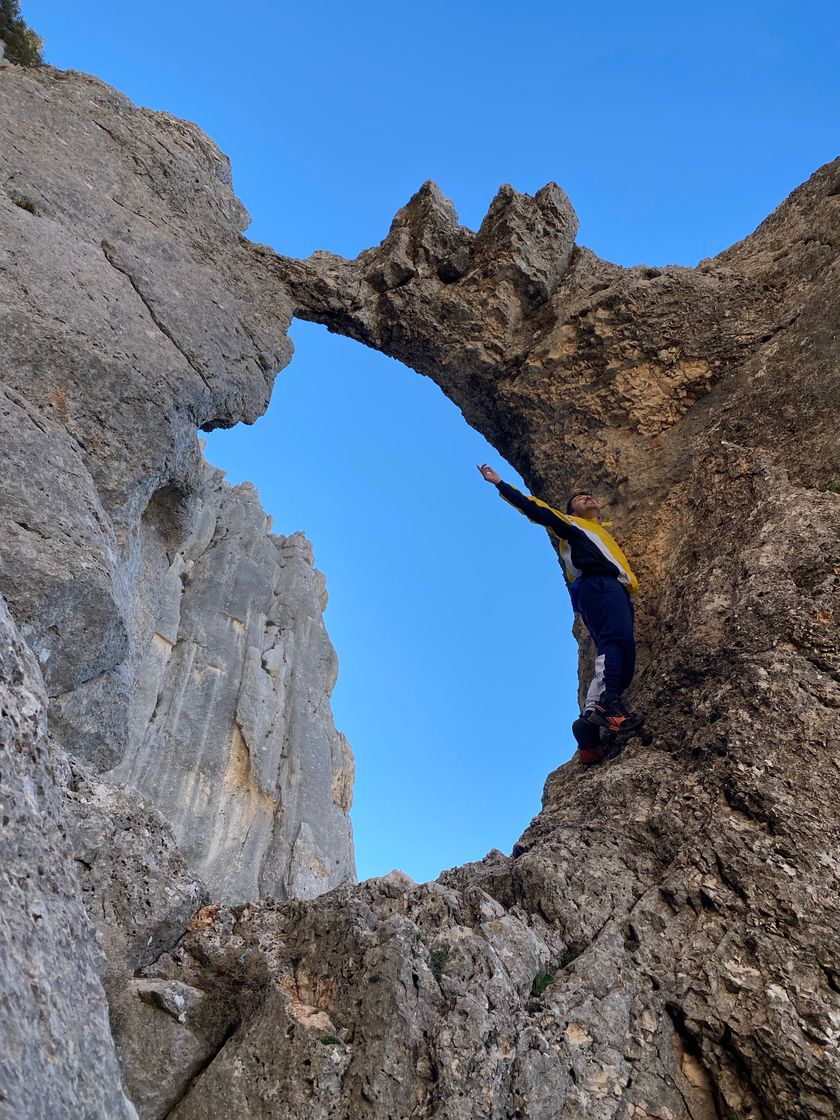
[578,577,641,730]
[573,653,607,764]
[618,595,637,694]
[572,715,603,765]
[577,577,634,700]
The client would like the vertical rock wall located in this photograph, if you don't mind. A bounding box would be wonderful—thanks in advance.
[0,595,136,1120]
[3,56,839,1120]
[0,65,355,903]
[112,458,354,902]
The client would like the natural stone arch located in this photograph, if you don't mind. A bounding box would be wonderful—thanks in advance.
[209,164,840,1118]
[2,58,839,1118]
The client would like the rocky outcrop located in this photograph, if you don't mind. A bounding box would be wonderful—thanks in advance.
[0,64,354,903]
[81,162,839,1120]
[110,456,355,902]
[0,594,136,1120]
[61,755,206,989]
[59,756,234,1120]
[144,162,837,1117]
[2,58,839,1120]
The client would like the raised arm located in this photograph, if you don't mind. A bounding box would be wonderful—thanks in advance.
[477,464,575,540]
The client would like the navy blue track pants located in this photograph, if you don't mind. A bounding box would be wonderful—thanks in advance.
[576,575,636,699]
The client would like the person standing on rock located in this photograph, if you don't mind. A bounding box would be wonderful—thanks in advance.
[477,464,642,764]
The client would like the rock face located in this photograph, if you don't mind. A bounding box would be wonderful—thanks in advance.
[154,164,837,1118]
[2,59,840,1120]
[0,64,355,903]
[0,594,136,1120]
[61,755,206,990]
[110,457,355,902]
[60,755,234,1120]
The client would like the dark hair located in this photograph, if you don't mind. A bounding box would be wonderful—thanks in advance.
[566,493,588,514]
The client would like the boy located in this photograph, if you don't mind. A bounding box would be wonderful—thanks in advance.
[477,464,642,763]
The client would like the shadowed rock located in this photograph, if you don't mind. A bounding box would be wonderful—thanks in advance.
[0,595,137,1119]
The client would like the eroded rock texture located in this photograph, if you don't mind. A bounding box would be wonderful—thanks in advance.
[0,594,136,1120]
[139,164,840,1117]
[110,457,355,902]
[0,64,355,903]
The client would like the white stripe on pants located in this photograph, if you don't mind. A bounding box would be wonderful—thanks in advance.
[583,653,606,713]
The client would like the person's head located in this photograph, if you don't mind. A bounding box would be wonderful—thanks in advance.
[566,492,601,521]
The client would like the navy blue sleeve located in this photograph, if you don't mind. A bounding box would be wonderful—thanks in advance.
[496,481,577,541]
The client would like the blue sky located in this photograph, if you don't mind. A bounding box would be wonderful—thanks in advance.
[27,1,839,882]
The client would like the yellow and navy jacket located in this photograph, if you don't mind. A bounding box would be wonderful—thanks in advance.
[496,481,639,598]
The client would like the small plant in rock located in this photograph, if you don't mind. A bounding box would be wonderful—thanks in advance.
[530,970,555,998]
[11,194,37,214]
[428,945,451,979]
[319,1033,340,1046]
[0,0,43,67]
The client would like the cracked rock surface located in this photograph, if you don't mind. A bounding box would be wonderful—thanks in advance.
[0,64,354,903]
[91,158,840,1120]
[0,594,136,1120]
[160,161,839,1117]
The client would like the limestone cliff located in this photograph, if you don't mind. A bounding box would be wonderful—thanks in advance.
[110,456,354,902]
[143,165,839,1116]
[2,59,839,1120]
[0,598,137,1120]
[0,64,355,905]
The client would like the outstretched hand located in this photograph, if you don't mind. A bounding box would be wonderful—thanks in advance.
[477,464,501,484]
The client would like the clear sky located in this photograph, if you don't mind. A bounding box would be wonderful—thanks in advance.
[26,1,839,882]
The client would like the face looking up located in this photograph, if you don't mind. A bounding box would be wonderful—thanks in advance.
[571,494,601,519]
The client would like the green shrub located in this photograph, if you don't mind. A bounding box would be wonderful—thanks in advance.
[428,945,451,978]
[530,970,555,998]
[11,194,37,214]
[319,1034,340,1046]
[0,1,43,67]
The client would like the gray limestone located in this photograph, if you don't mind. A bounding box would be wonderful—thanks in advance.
[108,978,237,1120]
[62,755,206,984]
[3,55,840,1120]
[110,457,355,902]
[0,64,355,903]
[0,594,136,1120]
[0,65,287,769]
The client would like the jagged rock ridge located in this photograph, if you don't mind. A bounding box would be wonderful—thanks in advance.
[1,60,839,1120]
[158,161,838,1117]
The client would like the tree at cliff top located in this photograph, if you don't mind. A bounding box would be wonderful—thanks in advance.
[0,0,42,66]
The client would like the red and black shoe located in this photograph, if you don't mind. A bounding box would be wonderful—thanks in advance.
[586,697,644,734]
[572,715,605,766]
[578,743,606,767]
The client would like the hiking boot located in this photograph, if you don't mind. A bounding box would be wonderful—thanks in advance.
[578,743,606,767]
[586,697,644,734]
